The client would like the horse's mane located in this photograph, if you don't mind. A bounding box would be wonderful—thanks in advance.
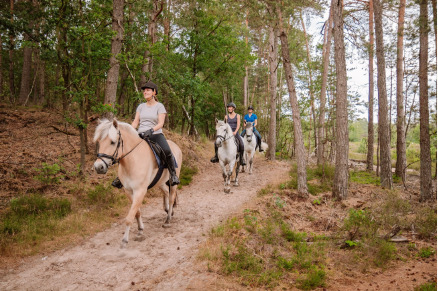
[93,118,138,142]
[217,120,233,136]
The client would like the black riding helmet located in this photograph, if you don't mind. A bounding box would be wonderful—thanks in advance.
[141,81,158,95]
[248,105,254,110]
[226,102,236,109]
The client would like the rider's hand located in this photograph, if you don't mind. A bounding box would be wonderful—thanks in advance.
[144,128,154,138]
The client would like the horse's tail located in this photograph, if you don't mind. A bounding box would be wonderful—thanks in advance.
[261,142,269,152]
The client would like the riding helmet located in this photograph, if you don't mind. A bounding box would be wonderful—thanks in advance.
[248,105,254,110]
[141,81,158,95]
[226,102,236,109]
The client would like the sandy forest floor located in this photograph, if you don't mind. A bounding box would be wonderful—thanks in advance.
[0,105,436,290]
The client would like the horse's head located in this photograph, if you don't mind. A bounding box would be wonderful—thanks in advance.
[93,119,121,174]
[245,122,254,142]
[214,118,232,147]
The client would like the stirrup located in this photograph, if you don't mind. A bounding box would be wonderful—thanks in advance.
[111,177,123,189]
[210,156,219,163]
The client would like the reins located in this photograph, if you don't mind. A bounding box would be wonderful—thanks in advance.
[96,130,143,168]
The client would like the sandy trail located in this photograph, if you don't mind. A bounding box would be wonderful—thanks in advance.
[0,155,290,291]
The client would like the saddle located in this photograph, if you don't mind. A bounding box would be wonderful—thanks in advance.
[139,135,178,189]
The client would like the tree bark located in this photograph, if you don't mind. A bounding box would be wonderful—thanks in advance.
[0,34,3,100]
[432,0,437,57]
[141,0,163,83]
[395,0,407,181]
[332,0,349,200]
[366,0,375,172]
[104,0,124,116]
[317,3,333,166]
[8,0,15,102]
[267,26,277,160]
[19,33,33,105]
[278,7,308,196]
[419,0,433,201]
[374,0,392,189]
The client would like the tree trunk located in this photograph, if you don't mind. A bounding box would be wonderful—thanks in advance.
[432,0,437,57]
[374,0,392,189]
[419,0,433,201]
[332,0,349,200]
[104,0,124,117]
[19,34,33,105]
[300,11,317,152]
[141,0,163,83]
[395,0,407,181]
[278,7,308,196]
[267,26,277,160]
[317,4,333,166]
[0,34,3,100]
[366,0,375,172]
[244,10,249,109]
[8,0,15,103]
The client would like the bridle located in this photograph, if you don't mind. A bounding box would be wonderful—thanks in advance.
[96,130,143,168]
[215,128,234,147]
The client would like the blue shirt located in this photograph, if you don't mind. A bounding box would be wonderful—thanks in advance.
[244,113,257,123]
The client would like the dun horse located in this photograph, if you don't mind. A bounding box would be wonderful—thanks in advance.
[93,119,182,248]
[214,119,240,193]
[242,122,268,174]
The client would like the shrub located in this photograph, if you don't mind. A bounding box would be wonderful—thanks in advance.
[34,163,64,184]
[343,209,377,240]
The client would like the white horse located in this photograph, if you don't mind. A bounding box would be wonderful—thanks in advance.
[93,119,182,248]
[242,122,268,174]
[214,119,240,193]
[242,122,257,174]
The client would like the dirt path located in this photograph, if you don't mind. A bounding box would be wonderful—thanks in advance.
[0,154,290,291]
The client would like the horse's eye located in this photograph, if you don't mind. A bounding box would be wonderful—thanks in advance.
[110,141,116,145]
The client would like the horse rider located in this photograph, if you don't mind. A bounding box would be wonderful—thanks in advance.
[112,81,180,188]
[241,105,264,152]
[210,102,246,166]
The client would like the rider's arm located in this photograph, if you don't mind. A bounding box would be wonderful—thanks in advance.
[235,114,240,135]
[131,111,140,129]
[153,113,166,132]
[254,118,257,127]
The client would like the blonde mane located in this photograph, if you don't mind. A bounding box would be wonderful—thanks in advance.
[93,119,139,142]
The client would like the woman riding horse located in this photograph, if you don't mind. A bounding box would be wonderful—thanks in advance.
[210,102,246,166]
[112,81,180,188]
[240,105,263,152]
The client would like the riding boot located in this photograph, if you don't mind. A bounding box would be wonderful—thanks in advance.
[239,151,246,166]
[166,154,180,186]
[257,138,263,152]
[111,177,123,189]
[210,145,219,163]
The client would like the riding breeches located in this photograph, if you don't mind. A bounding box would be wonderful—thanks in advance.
[241,128,262,141]
[235,133,244,154]
[148,133,172,156]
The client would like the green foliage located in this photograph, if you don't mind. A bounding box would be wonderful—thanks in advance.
[34,163,64,185]
[1,194,71,235]
[345,240,359,248]
[179,165,198,187]
[296,267,326,290]
[357,138,368,154]
[350,171,380,185]
[87,184,117,207]
[373,239,397,267]
[342,209,377,240]
[414,207,437,239]
[415,281,437,291]
[418,247,435,258]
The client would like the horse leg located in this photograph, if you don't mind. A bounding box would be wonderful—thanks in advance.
[159,184,170,214]
[219,161,230,193]
[163,185,177,227]
[249,151,255,174]
[234,160,239,187]
[241,152,247,173]
[121,189,147,248]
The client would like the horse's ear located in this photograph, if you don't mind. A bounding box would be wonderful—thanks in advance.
[224,118,227,124]
[112,119,118,129]
[215,118,218,124]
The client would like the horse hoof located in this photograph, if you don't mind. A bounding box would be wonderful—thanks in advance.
[224,188,230,194]
[162,223,171,228]
[120,240,128,249]
[134,235,146,242]
[233,183,239,187]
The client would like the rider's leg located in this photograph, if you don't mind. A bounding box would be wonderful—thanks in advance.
[240,129,246,137]
[210,144,219,163]
[254,128,263,152]
[237,134,246,166]
[149,133,180,186]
